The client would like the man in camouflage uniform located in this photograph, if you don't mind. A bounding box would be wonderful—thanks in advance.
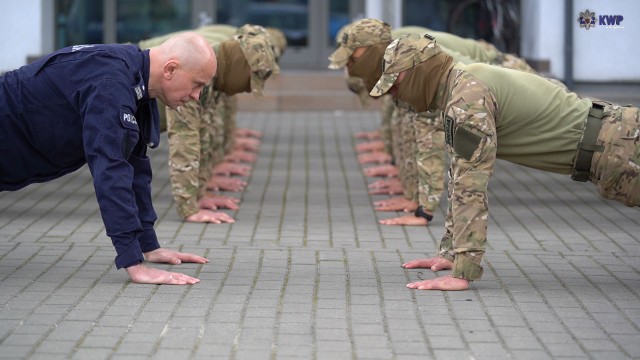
[375,25,540,226]
[370,33,640,290]
[329,19,548,227]
[165,30,279,223]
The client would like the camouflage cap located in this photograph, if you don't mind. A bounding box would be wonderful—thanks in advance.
[266,27,288,59]
[328,18,392,70]
[334,23,351,45]
[235,24,269,37]
[236,33,281,98]
[236,24,283,63]
[370,33,442,97]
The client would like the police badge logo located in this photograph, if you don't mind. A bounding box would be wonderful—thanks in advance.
[578,9,597,30]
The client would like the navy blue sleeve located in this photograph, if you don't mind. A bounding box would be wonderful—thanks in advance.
[80,78,158,269]
[129,143,160,254]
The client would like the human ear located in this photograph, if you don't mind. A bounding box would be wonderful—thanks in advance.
[164,60,179,80]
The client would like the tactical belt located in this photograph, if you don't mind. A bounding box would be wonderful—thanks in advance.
[571,102,605,182]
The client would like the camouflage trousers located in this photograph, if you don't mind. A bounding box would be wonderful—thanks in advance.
[414,111,447,212]
[399,107,418,201]
[222,94,238,155]
[590,103,640,206]
[390,104,404,171]
[210,92,227,168]
[167,100,217,218]
[379,95,395,156]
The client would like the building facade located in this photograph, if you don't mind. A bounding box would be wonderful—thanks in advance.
[0,0,638,82]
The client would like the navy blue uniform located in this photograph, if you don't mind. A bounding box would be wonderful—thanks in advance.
[0,44,161,269]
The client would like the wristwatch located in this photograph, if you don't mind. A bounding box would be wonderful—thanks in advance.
[414,205,433,222]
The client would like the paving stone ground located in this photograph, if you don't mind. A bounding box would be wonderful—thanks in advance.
[1,95,640,359]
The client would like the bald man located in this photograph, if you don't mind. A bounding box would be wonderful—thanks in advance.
[0,32,217,285]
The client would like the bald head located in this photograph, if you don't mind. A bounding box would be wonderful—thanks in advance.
[159,32,216,75]
[148,32,217,109]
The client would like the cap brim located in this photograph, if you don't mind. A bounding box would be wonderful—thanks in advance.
[369,73,399,97]
[327,46,353,69]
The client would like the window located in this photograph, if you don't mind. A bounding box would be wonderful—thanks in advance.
[55,0,192,48]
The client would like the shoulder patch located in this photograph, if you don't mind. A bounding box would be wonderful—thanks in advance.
[453,126,483,161]
[119,107,140,131]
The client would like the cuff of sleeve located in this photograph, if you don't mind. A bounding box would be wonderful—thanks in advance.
[177,200,200,219]
[438,251,455,264]
[451,254,484,281]
[139,227,160,254]
[113,236,144,269]
[420,200,439,213]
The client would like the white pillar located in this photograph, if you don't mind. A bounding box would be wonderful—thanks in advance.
[365,0,402,28]
[520,0,565,79]
[0,0,44,71]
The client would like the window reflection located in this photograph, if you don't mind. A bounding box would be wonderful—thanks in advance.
[57,0,104,47]
[55,0,191,48]
[217,0,309,47]
[328,0,349,46]
[117,0,191,43]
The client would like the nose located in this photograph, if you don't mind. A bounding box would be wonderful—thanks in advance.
[190,89,200,101]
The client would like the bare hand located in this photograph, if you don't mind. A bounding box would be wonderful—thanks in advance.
[235,127,262,138]
[125,248,209,285]
[213,162,251,176]
[234,137,260,152]
[198,196,239,211]
[379,214,428,226]
[369,182,404,195]
[368,178,401,190]
[355,141,385,153]
[363,164,399,177]
[186,209,235,223]
[225,150,257,163]
[402,257,453,271]
[358,152,392,165]
[126,264,201,285]
[354,130,381,140]
[406,275,469,291]
[374,197,417,212]
[207,176,247,192]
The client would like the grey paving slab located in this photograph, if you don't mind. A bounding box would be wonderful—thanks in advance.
[1,107,639,359]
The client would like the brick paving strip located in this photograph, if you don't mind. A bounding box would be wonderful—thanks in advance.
[1,110,639,360]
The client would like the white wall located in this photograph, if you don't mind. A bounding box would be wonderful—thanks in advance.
[0,0,44,72]
[1,0,638,81]
[521,0,640,82]
[520,0,565,79]
[365,0,402,29]
[572,0,640,81]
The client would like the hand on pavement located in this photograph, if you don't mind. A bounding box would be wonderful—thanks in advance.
[186,209,235,223]
[406,275,469,291]
[379,214,428,226]
[402,257,453,271]
[125,248,210,285]
[198,196,240,211]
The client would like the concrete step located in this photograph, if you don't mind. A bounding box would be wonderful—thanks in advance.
[236,70,382,111]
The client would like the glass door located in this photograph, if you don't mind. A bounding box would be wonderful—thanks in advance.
[215,0,361,69]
